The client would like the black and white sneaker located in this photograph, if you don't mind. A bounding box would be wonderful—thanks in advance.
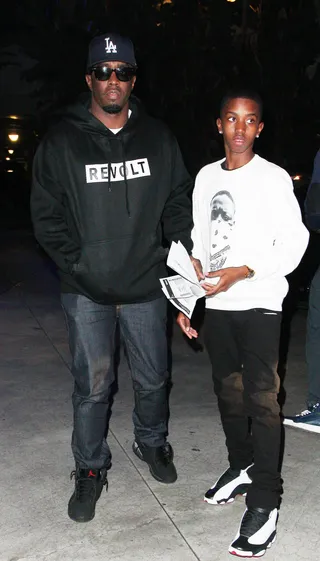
[204,465,253,505]
[132,441,177,483]
[229,506,278,557]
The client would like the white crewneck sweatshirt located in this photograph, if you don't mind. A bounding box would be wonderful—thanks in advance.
[192,154,309,311]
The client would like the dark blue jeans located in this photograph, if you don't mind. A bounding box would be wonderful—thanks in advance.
[306,265,320,407]
[61,294,169,470]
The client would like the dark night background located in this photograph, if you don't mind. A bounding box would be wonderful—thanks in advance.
[0,0,319,282]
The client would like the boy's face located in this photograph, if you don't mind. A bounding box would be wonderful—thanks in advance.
[216,97,264,155]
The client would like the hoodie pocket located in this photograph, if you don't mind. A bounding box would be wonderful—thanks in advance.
[71,234,166,301]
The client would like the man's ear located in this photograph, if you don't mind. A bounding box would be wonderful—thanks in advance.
[85,74,92,91]
[216,117,223,135]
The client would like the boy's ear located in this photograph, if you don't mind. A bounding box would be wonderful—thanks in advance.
[256,121,264,137]
[216,117,223,134]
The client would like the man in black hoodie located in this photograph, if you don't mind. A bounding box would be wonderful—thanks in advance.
[31,33,193,522]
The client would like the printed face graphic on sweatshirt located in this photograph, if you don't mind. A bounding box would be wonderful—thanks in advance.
[210,190,235,271]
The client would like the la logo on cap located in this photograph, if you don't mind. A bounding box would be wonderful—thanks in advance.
[105,37,117,54]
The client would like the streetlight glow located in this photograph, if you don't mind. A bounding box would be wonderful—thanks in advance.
[8,133,19,142]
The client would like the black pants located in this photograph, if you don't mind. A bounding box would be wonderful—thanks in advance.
[306,265,320,406]
[61,294,169,470]
[204,308,282,509]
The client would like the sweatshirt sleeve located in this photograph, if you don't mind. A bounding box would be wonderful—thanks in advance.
[246,170,309,281]
[30,139,80,273]
[161,137,194,254]
[304,150,320,232]
[191,170,207,268]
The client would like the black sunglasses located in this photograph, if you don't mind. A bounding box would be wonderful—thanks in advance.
[92,65,136,82]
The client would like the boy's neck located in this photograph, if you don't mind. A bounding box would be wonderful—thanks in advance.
[224,150,255,171]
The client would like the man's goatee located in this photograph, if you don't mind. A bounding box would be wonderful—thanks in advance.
[102,104,122,114]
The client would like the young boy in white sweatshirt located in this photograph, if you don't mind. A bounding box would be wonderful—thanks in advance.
[178,90,309,557]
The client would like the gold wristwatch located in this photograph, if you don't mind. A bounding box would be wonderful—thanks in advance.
[244,266,255,279]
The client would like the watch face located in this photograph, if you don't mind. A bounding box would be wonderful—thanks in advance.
[245,267,255,278]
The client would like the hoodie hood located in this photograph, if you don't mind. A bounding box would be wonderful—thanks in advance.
[60,92,143,137]
[59,93,144,216]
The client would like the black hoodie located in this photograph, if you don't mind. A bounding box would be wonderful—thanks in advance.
[305,149,320,232]
[31,95,193,304]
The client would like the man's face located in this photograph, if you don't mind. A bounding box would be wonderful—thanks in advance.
[85,61,136,114]
[216,98,264,155]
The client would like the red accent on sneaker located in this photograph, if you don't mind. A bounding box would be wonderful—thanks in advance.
[88,470,97,478]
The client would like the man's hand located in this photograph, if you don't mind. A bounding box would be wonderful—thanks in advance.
[202,266,248,296]
[176,312,198,339]
[190,256,205,281]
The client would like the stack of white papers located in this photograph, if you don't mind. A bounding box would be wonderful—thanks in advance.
[160,241,205,318]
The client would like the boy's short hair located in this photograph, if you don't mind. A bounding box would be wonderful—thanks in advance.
[220,89,263,120]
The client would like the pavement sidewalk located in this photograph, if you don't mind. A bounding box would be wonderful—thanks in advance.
[1,232,320,561]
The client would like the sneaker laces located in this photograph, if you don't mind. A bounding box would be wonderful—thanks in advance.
[311,403,320,412]
[70,469,99,502]
[296,403,320,417]
[298,409,313,417]
[157,443,173,465]
[296,408,318,417]
[218,467,241,486]
[240,508,270,537]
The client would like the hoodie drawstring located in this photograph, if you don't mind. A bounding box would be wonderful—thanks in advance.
[108,161,111,193]
[120,138,131,217]
[106,136,131,217]
[106,136,112,194]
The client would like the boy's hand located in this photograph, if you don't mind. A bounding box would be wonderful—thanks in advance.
[190,256,205,281]
[176,312,199,339]
[202,266,248,296]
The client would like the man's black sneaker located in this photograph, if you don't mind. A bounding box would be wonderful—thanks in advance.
[68,467,108,522]
[229,506,278,557]
[132,441,177,483]
[204,465,253,505]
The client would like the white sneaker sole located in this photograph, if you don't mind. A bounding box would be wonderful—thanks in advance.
[228,535,276,558]
[283,419,320,433]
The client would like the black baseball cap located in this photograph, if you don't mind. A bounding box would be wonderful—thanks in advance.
[86,33,137,72]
